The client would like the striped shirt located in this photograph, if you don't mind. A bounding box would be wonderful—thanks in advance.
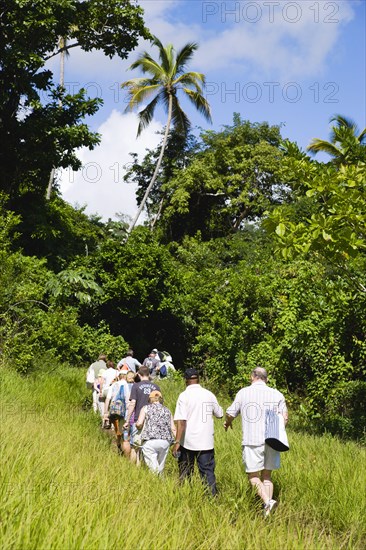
[226,381,287,446]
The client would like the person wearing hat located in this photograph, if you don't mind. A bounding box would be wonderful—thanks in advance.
[224,367,288,517]
[136,390,176,474]
[173,368,223,496]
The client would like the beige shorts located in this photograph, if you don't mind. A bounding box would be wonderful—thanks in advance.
[242,444,280,473]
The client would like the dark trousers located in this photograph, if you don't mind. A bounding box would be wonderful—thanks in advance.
[178,447,217,496]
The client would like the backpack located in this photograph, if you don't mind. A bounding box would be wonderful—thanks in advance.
[145,358,153,371]
[159,363,168,378]
[109,385,126,418]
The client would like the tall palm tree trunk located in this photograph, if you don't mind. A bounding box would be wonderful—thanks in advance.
[127,94,173,238]
[46,38,66,200]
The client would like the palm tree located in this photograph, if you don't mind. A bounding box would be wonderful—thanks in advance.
[46,36,69,200]
[121,36,212,235]
[307,114,366,166]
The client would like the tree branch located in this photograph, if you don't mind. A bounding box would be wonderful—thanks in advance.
[45,42,80,61]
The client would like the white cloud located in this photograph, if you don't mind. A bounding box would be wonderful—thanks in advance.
[60,110,162,220]
[196,0,355,78]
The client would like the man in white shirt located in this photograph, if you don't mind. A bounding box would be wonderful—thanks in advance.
[173,368,223,496]
[224,367,288,517]
[86,354,106,412]
[99,362,118,405]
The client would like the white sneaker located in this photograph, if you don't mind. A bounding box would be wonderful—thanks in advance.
[263,499,278,518]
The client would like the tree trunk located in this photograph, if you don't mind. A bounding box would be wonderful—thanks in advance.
[150,196,164,231]
[126,94,173,239]
[46,38,65,201]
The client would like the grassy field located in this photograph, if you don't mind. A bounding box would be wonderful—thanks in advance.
[1,365,365,550]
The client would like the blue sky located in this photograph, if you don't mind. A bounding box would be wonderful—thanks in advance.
[57,0,366,221]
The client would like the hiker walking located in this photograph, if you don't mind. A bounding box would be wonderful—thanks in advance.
[136,390,176,474]
[173,368,223,496]
[142,350,161,379]
[224,367,288,517]
[117,349,141,373]
[123,366,160,464]
[86,354,107,412]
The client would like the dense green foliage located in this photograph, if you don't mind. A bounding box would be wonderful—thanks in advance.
[1,111,366,440]
[0,0,148,248]
[157,116,286,240]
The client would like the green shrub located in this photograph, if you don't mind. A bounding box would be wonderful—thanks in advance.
[324,380,366,442]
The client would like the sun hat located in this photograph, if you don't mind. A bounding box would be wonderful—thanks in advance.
[98,369,106,377]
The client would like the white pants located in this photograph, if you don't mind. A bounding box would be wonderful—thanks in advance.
[92,389,99,413]
[141,439,170,474]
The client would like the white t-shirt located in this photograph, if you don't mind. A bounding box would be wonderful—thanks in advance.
[174,384,223,451]
[102,368,118,389]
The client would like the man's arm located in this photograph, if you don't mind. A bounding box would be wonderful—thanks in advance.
[281,408,289,425]
[213,397,223,418]
[223,414,235,431]
[135,406,146,430]
[123,399,136,428]
[170,413,177,440]
[224,392,241,430]
[172,420,186,456]
[279,396,288,425]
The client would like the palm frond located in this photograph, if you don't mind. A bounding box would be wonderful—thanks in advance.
[307,139,343,158]
[129,53,165,79]
[357,127,366,144]
[123,84,161,112]
[173,72,205,92]
[182,88,212,123]
[175,43,198,75]
[164,44,175,77]
[151,35,172,74]
[121,77,158,89]
[171,95,191,135]
[329,114,358,131]
[136,93,162,137]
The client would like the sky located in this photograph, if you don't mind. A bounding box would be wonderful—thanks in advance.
[55,0,366,222]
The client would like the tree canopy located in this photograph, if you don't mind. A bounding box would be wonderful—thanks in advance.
[0,0,148,216]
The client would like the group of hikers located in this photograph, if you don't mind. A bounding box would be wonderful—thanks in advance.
[86,349,289,517]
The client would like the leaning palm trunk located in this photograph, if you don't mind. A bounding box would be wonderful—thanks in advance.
[127,95,173,237]
[150,196,164,231]
[122,36,211,239]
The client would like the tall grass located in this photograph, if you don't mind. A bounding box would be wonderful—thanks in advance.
[0,366,365,549]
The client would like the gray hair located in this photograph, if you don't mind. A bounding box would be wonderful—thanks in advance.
[251,367,268,381]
